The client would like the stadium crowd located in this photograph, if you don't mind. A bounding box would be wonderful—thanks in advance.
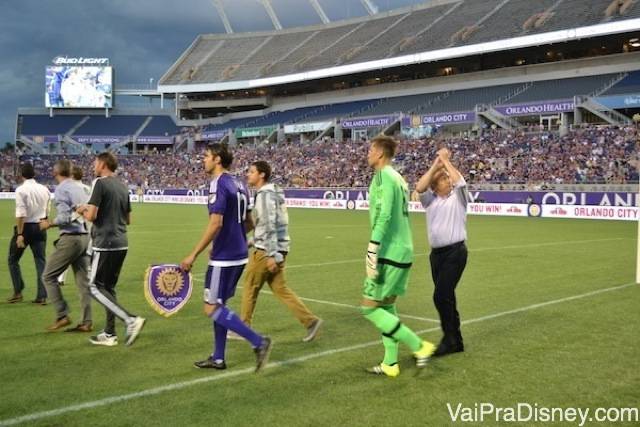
[1,125,637,191]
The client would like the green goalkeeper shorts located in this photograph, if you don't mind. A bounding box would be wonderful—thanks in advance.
[362,263,411,301]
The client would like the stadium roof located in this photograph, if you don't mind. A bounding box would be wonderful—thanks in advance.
[158,0,640,93]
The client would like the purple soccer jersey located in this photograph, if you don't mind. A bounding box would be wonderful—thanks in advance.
[208,173,249,265]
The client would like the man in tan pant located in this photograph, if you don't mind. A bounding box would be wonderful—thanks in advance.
[232,161,322,342]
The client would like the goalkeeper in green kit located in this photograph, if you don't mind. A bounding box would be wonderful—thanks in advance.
[361,135,435,377]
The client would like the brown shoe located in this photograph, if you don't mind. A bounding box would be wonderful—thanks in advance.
[65,323,93,333]
[7,294,23,303]
[31,298,47,305]
[46,316,72,331]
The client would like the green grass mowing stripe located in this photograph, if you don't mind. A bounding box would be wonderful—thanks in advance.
[192,280,441,324]
[187,236,628,276]
[1,281,634,427]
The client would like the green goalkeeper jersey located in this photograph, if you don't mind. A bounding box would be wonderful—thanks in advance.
[368,165,414,265]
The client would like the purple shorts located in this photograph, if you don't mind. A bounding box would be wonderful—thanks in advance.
[203,265,245,304]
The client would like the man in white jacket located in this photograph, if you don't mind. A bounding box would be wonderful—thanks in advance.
[235,161,323,342]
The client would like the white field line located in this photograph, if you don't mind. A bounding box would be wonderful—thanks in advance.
[192,280,441,324]
[283,237,628,270]
[191,237,628,277]
[0,281,636,427]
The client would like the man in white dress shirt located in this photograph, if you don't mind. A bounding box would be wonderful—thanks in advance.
[7,163,51,304]
[416,148,469,357]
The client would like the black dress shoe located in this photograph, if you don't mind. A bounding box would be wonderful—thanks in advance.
[433,341,464,357]
[194,357,227,369]
[6,294,23,303]
[31,298,47,305]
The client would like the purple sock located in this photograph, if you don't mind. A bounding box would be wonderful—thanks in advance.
[213,306,263,348]
[212,321,227,361]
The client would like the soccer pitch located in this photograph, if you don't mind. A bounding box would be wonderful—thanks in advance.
[0,201,637,426]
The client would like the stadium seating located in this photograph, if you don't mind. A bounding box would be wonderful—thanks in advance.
[8,125,638,191]
[603,70,640,95]
[160,0,639,84]
[21,115,87,136]
[347,5,453,63]
[463,0,557,45]
[530,0,639,34]
[506,74,619,103]
[75,116,146,136]
[259,24,359,77]
[140,116,182,136]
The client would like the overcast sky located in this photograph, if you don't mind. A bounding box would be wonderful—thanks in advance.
[0,0,428,144]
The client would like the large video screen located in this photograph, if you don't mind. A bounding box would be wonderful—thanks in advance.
[45,66,113,108]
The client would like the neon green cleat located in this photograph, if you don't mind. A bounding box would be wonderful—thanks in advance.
[414,340,436,368]
[366,363,400,377]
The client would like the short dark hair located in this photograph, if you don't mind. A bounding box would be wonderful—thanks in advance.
[252,161,271,182]
[71,165,83,181]
[54,159,71,177]
[206,143,233,168]
[97,152,118,172]
[371,135,398,159]
[20,163,35,179]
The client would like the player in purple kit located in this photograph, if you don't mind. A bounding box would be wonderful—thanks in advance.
[180,143,272,372]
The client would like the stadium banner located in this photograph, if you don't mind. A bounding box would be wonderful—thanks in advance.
[143,194,208,204]
[22,135,59,144]
[74,135,127,144]
[284,121,332,134]
[494,100,574,116]
[144,264,193,317]
[341,115,398,129]
[136,136,173,144]
[402,112,476,127]
[594,93,640,109]
[201,130,227,140]
[141,189,638,207]
[285,198,347,209]
[356,200,529,216]
[286,189,638,207]
[235,126,276,138]
[0,192,16,200]
[542,204,638,221]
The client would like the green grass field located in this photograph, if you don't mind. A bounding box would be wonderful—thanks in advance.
[0,200,638,426]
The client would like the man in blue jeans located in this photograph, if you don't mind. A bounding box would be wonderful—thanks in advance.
[7,163,50,304]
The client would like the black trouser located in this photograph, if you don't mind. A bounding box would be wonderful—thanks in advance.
[8,224,47,299]
[88,250,133,335]
[429,241,467,345]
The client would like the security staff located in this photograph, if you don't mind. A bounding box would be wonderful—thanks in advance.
[7,163,50,304]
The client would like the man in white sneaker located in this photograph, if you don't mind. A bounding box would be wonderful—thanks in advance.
[234,161,322,342]
[76,152,145,347]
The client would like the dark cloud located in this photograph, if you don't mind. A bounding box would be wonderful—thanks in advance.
[1,0,426,144]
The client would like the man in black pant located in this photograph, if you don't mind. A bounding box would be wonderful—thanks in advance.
[416,148,469,357]
[76,152,145,347]
[7,163,50,304]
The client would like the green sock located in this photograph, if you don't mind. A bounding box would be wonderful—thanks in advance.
[362,306,422,353]
[380,305,399,365]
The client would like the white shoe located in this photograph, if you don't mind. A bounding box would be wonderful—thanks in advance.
[125,317,146,346]
[302,318,323,342]
[89,332,118,346]
[227,331,243,340]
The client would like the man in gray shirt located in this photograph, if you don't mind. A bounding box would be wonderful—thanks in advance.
[76,152,145,347]
[40,160,92,332]
[416,148,469,357]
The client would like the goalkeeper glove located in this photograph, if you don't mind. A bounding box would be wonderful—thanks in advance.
[366,241,380,279]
